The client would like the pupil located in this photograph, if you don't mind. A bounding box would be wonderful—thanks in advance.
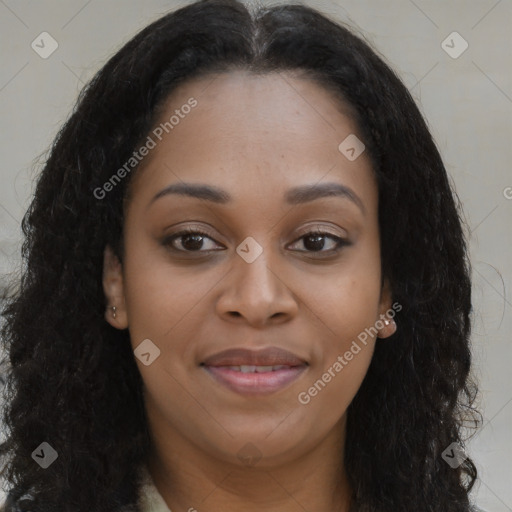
[183,234,203,250]
[305,235,324,251]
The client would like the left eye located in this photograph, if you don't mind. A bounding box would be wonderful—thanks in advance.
[288,231,347,253]
[163,228,348,254]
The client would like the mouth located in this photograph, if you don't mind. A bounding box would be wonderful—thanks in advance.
[200,347,308,396]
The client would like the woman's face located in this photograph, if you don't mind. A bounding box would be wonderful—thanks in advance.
[103,70,394,468]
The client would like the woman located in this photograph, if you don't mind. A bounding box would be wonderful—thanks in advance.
[0,0,481,510]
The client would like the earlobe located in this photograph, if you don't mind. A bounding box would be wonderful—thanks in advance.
[377,277,397,339]
[377,316,397,339]
[102,244,129,329]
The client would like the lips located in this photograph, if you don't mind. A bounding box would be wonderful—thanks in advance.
[202,347,307,367]
[217,364,292,373]
[201,347,308,395]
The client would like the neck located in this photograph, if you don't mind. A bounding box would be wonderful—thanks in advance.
[146,416,352,512]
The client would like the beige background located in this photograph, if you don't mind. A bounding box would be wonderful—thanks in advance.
[0,1,511,510]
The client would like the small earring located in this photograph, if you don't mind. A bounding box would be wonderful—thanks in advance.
[378,317,396,339]
[111,306,117,319]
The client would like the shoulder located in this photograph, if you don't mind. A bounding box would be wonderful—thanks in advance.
[0,489,36,512]
[137,465,172,512]
[0,466,158,512]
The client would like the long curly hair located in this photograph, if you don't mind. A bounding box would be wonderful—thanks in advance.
[0,0,480,511]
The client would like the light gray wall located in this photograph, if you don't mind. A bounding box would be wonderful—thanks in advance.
[1,1,510,510]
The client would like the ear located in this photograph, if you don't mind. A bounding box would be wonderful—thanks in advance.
[102,245,128,329]
[377,277,397,339]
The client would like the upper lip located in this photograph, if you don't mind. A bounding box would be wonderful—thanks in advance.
[201,347,308,367]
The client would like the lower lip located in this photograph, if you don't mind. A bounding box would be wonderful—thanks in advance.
[203,366,307,395]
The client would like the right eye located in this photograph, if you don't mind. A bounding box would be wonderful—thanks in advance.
[162,227,225,253]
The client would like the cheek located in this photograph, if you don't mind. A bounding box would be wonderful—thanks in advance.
[303,256,383,345]
[296,344,374,436]
[297,273,379,418]
[298,245,382,407]
[121,237,220,343]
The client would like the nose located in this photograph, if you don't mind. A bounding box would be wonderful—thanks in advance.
[216,245,299,328]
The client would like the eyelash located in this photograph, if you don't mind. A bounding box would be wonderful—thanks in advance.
[163,226,350,256]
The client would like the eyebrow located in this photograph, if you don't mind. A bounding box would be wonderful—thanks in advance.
[149,181,366,214]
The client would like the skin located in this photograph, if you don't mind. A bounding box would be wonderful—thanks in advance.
[103,70,397,512]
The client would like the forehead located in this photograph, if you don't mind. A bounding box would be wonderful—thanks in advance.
[149,69,360,157]
[127,70,376,213]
